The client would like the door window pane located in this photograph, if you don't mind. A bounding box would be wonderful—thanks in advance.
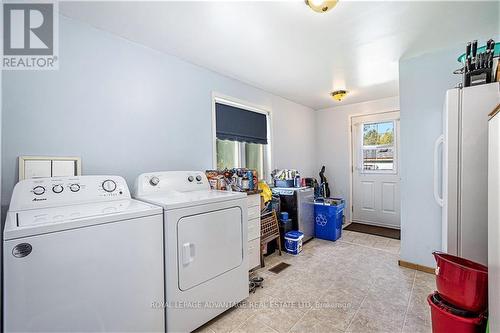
[362,121,395,171]
[216,139,238,170]
[363,148,394,170]
[363,121,394,146]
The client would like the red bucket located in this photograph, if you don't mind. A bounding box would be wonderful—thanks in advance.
[433,252,488,313]
[428,293,486,333]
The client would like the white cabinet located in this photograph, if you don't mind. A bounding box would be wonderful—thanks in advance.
[19,156,81,180]
[248,238,260,270]
[488,108,500,333]
[247,193,261,270]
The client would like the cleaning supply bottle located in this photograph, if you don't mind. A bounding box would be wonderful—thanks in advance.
[294,173,301,188]
[247,170,254,191]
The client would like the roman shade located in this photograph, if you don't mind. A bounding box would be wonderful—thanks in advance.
[215,103,268,144]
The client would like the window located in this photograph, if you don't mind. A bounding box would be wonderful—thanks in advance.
[216,140,267,178]
[245,143,264,176]
[216,140,238,170]
[214,99,270,180]
[362,121,395,171]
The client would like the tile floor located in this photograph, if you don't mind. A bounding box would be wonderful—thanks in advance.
[196,230,435,333]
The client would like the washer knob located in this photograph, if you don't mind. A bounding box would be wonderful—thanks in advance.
[102,180,117,193]
[52,185,64,194]
[69,184,80,192]
[149,177,160,186]
[33,186,45,195]
[196,175,202,182]
[188,176,194,182]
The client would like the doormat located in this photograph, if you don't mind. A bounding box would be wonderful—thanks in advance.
[344,222,400,240]
[268,262,291,274]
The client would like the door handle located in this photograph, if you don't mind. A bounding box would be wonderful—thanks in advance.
[433,134,444,207]
[182,242,195,266]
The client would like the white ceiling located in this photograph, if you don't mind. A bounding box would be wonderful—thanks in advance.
[60,1,499,110]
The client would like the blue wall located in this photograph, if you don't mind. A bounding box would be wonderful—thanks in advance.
[1,16,316,210]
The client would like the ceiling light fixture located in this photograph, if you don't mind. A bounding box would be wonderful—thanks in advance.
[330,90,348,101]
[305,0,338,13]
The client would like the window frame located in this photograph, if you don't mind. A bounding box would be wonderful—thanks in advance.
[359,120,398,175]
[211,93,273,182]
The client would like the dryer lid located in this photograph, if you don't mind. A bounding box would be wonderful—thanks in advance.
[137,190,246,210]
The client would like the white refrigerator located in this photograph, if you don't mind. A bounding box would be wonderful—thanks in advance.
[434,82,499,266]
[488,105,500,333]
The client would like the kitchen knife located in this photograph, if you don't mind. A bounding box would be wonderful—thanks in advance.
[488,39,495,69]
[466,42,471,72]
[472,40,478,71]
[485,40,492,69]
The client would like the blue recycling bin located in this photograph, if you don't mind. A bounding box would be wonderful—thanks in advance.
[314,199,345,241]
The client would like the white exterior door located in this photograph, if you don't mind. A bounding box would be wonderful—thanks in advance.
[351,111,400,228]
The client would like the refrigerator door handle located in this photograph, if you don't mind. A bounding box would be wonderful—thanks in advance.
[434,134,444,207]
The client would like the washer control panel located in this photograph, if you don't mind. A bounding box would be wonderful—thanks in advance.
[9,176,131,211]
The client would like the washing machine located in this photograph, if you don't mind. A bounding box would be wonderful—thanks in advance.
[3,176,165,332]
[133,171,248,333]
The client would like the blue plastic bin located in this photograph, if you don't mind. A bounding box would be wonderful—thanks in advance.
[280,212,289,220]
[314,200,345,241]
[284,231,304,255]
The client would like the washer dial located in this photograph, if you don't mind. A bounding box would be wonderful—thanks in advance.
[150,177,160,186]
[69,184,80,192]
[52,185,64,194]
[102,180,117,193]
[33,186,45,195]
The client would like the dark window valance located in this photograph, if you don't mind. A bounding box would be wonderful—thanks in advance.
[215,102,268,144]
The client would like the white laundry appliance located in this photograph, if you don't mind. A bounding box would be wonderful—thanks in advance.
[434,82,500,265]
[3,176,165,332]
[488,106,500,333]
[133,171,248,333]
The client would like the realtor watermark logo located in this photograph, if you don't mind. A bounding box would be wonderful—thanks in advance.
[2,1,59,70]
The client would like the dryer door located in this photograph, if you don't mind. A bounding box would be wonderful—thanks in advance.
[177,206,243,291]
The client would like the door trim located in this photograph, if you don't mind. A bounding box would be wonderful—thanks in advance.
[348,110,400,225]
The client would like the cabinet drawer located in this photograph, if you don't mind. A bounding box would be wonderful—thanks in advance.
[248,238,260,270]
[248,218,260,241]
[248,205,260,220]
[247,194,261,208]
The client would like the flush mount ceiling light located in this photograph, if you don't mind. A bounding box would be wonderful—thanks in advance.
[330,90,348,101]
[305,0,338,13]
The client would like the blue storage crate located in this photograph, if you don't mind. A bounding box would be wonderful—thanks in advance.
[314,200,345,241]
